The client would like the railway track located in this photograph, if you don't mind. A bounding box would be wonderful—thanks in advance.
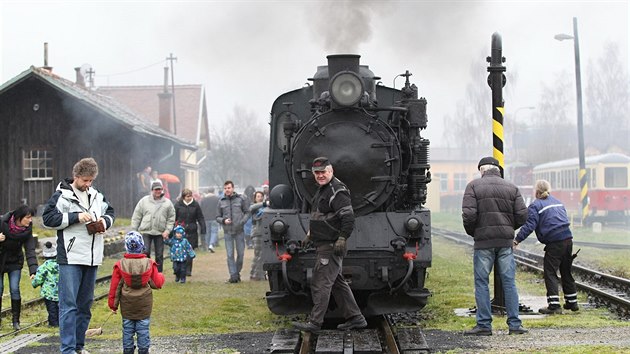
[269,315,429,353]
[0,275,112,339]
[433,227,630,318]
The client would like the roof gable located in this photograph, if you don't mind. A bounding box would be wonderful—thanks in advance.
[96,85,209,147]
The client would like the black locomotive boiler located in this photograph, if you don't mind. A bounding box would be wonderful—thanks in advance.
[261,54,432,317]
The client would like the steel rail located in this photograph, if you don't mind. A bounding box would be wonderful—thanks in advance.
[433,227,630,317]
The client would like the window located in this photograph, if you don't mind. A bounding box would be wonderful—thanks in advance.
[23,150,53,180]
[434,173,448,192]
[604,167,628,188]
[454,173,467,192]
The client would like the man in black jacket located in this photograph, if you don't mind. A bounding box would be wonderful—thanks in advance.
[292,157,367,333]
[461,156,528,336]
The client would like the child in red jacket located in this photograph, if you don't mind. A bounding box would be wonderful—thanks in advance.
[108,231,165,354]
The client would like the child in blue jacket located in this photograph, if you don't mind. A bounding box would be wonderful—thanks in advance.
[164,226,196,283]
[32,241,59,327]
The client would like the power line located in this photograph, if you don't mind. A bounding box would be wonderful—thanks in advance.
[97,59,167,78]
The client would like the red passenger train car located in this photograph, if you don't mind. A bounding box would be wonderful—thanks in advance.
[532,153,630,224]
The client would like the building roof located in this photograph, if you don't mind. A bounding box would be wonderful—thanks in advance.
[95,85,209,148]
[0,66,197,150]
[533,153,630,171]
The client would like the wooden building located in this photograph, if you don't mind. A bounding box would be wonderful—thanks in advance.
[0,66,196,217]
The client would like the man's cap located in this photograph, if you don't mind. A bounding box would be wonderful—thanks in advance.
[478,156,500,170]
[312,157,331,172]
[125,231,145,254]
[42,241,57,258]
[151,181,163,190]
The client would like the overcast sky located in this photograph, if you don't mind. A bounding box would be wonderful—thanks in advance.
[1,1,628,147]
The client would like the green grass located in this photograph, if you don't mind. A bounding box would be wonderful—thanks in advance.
[422,232,630,333]
[431,212,630,277]
[7,212,630,353]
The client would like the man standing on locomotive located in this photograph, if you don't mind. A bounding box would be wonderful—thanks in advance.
[461,156,529,336]
[292,157,367,333]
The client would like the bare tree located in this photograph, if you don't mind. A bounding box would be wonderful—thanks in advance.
[521,71,576,165]
[586,41,630,152]
[201,106,269,188]
[443,48,520,153]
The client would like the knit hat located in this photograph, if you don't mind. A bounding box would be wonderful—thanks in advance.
[173,225,186,237]
[42,241,57,258]
[125,231,145,254]
[151,181,163,190]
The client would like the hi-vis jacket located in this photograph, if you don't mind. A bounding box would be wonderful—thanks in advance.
[43,178,115,266]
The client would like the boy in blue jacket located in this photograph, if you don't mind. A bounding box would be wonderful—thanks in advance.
[164,226,196,283]
[514,179,579,314]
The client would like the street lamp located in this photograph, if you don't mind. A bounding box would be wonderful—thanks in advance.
[555,17,589,225]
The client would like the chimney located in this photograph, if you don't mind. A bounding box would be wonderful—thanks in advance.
[158,66,173,132]
[42,42,53,72]
[74,67,86,88]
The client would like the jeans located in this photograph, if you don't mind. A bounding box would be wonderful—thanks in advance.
[143,234,165,272]
[225,232,245,280]
[206,220,219,247]
[58,264,97,354]
[0,269,22,299]
[122,317,151,352]
[473,247,521,330]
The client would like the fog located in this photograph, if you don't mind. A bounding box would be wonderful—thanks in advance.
[1,1,628,147]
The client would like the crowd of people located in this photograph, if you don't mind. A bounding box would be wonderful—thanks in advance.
[0,155,582,352]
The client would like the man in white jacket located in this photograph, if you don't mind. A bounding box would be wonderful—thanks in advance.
[131,181,176,272]
[43,157,115,354]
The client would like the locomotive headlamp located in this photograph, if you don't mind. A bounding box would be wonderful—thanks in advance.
[405,216,422,232]
[330,71,364,107]
[270,218,289,241]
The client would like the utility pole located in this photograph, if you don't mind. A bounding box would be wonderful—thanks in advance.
[166,53,178,135]
[86,67,96,89]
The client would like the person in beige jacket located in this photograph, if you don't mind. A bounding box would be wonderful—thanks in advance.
[131,181,175,272]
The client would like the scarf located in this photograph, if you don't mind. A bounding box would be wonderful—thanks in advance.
[9,215,27,234]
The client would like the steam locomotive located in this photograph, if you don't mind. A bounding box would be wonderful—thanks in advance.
[261,54,432,317]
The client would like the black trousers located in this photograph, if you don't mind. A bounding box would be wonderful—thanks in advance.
[143,234,164,272]
[44,298,59,326]
[543,239,578,307]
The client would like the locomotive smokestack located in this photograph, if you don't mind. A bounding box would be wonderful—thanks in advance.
[327,54,360,77]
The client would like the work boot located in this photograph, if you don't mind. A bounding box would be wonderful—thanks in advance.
[463,326,492,336]
[563,302,579,312]
[292,321,321,334]
[508,326,529,335]
[337,315,367,330]
[122,347,135,354]
[11,299,21,330]
[539,306,562,314]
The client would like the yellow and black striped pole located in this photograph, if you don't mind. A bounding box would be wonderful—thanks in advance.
[487,33,507,178]
[487,32,507,310]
